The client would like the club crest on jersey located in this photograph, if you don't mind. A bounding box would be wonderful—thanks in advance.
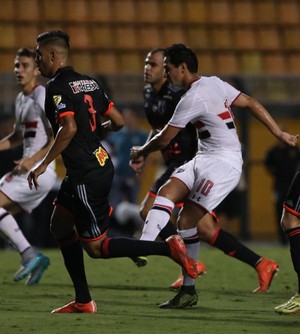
[53,95,66,110]
[95,147,109,166]
[53,95,62,106]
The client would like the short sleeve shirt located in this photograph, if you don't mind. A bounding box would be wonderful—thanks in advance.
[169,76,241,153]
[14,85,53,163]
[45,67,114,181]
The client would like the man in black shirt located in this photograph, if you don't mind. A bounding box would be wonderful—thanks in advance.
[28,31,200,314]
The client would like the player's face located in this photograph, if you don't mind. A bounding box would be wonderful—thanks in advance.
[164,59,182,87]
[144,51,165,84]
[14,56,38,88]
[35,44,54,78]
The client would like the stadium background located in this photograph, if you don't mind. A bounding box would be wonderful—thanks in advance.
[0,0,299,242]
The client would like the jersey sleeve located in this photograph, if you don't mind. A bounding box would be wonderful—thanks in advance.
[33,85,52,132]
[97,82,114,116]
[49,82,75,122]
[168,93,203,129]
[34,85,46,111]
[222,80,241,105]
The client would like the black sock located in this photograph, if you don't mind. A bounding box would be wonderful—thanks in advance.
[180,285,196,294]
[158,221,177,240]
[101,237,170,258]
[286,226,300,294]
[60,239,91,303]
[212,228,261,267]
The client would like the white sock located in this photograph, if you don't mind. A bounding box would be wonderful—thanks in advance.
[178,227,200,286]
[140,196,175,241]
[0,208,31,254]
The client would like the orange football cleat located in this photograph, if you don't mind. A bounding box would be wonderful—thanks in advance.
[253,258,279,293]
[169,261,206,291]
[51,300,97,313]
[166,235,200,279]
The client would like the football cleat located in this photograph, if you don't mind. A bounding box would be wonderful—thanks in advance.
[169,274,184,291]
[169,261,206,291]
[169,261,207,291]
[253,258,279,293]
[166,235,199,279]
[51,300,97,313]
[275,294,300,315]
[159,286,198,309]
[132,256,148,267]
[13,253,48,282]
[25,255,50,286]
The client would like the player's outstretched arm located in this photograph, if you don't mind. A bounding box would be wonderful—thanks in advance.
[233,93,299,146]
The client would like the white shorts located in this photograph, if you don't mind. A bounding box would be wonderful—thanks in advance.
[171,153,242,212]
[0,165,57,213]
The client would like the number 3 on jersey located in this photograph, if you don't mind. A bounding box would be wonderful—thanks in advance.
[84,94,97,132]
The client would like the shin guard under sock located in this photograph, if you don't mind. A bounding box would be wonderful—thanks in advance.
[0,208,31,253]
[179,228,200,286]
[59,238,91,303]
[212,228,260,267]
[101,237,170,258]
[141,196,174,241]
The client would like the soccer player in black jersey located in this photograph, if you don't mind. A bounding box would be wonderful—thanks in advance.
[27,30,200,314]
[275,170,300,315]
[130,48,283,309]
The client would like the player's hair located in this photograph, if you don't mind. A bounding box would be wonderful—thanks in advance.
[165,44,198,73]
[16,48,36,59]
[36,30,70,51]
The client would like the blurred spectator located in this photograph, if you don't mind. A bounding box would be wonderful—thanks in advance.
[106,108,148,236]
[264,136,300,244]
[107,108,148,208]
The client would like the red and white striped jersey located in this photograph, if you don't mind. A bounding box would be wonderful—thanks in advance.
[14,84,52,162]
[169,76,241,154]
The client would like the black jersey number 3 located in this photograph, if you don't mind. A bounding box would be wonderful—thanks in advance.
[84,94,97,132]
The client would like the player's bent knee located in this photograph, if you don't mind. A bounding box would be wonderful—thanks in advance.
[197,227,216,242]
[82,240,102,258]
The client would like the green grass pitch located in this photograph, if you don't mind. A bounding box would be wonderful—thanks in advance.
[0,245,299,334]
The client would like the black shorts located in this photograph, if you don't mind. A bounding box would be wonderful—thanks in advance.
[284,170,300,217]
[55,168,114,240]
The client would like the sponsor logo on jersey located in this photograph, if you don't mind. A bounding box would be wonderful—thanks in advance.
[95,146,109,166]
[69,80,99,94]
[57,102,66,110]
[174,167,185,174]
